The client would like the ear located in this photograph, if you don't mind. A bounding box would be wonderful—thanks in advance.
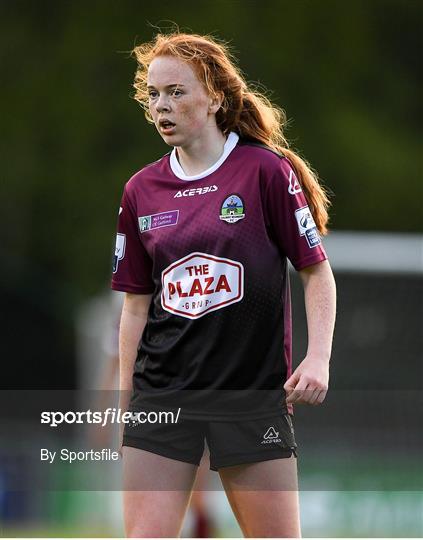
[208,92,224,115]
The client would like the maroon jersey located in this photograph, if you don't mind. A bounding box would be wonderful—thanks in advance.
[111,133,327,419]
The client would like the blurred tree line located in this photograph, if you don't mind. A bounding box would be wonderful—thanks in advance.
[1,0,421,386]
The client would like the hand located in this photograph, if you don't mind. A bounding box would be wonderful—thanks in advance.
[284,355,329,405]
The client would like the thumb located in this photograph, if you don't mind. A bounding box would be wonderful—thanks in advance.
[284,371,299,394]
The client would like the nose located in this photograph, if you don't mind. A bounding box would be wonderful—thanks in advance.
[155,93,171,113]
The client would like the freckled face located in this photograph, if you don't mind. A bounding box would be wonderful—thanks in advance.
[147,56,213,147]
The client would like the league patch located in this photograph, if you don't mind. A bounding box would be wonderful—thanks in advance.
[305,227,321,248]
[220,194,245,224]
[288,169,302,195]
[113,233,126,273]
[161,252,244,319]
[295,206,316,235]
[294,206,321,248]
[139,210,179,233]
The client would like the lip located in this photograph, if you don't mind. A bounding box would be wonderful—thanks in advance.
[158,118,176,135]
[160,124,176,135]
[159,118,175,126]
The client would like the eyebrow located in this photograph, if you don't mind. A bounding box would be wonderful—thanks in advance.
[146,84,186,89]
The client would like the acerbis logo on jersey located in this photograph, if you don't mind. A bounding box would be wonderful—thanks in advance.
[294,206,321,248]
[174,185,218,198]
[261,426,282,444]
[113,233,126,273]
[220,194,245,224]
[288,170,302,195]
[161,252,244,319]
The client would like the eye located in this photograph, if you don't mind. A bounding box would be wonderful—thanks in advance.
[172,88,183,97]
[148,90,158,99]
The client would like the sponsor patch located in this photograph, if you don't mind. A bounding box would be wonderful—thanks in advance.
[113,233,126,273]
[294,206,321,248]
[288,169,302,195]
[161,252,244,319]
[174,185,218,198]
[220,194,245,224]
[139,210,179,233]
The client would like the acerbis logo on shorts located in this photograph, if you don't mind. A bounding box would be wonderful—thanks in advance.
[127,412,142,428]
[261,426,282,444]
[161,252,244,319]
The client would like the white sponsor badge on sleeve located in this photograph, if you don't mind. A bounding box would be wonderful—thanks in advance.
[113,233,126,273]
[294,206,321,248]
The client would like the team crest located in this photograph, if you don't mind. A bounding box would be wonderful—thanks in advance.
[219,194,245,224]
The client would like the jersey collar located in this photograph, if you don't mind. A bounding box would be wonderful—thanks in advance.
[169,132,239,181]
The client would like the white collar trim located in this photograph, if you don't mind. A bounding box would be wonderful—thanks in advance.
[170,132,239,181]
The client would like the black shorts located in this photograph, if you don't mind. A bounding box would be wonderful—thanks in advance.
[123,412,297,471]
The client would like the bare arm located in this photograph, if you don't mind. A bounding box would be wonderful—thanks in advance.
[299,259,336,361]
[118,292,152,417]
[284,259,336,405]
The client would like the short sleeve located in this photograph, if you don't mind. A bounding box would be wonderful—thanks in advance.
[263,157,328,271]
[110,185,155,294]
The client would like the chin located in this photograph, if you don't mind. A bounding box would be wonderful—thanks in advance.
[161,134,185,147]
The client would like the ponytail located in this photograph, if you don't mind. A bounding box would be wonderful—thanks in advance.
[132,31,332,234]
[219,89,331,235]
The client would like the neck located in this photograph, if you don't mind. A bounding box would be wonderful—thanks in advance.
[176,126,226,176]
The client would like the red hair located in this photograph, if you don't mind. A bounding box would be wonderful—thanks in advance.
[132,32,331,234]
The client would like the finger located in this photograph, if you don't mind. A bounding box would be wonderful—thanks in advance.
[286,380,309,404]
[316,389,328,405]
[284,385,294,398]
[297,386,317,404]
[284,384,296,399]
[308,387,322,405]
[284,373,299,393]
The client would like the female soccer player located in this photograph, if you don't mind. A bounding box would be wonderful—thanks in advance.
[112,31,336,538]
